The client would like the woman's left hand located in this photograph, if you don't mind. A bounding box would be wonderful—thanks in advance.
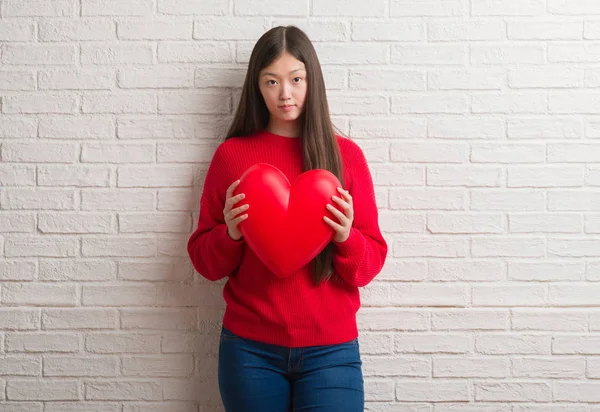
[324,187,354,243]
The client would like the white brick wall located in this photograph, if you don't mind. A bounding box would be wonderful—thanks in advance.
[1,0,600,410]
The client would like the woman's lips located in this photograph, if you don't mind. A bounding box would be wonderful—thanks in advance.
[280,105,295,112]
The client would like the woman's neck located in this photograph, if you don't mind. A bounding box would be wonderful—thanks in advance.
[266,119,301,138]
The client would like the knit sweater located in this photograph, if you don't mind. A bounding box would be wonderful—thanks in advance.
[187,130,388,347]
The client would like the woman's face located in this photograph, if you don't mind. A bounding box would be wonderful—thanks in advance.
[258,51,308,128]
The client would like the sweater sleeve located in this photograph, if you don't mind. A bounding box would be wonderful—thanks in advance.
[187,144,245,281]
[332,142,388,287]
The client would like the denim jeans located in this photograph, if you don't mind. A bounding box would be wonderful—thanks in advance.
[218,326,364,412]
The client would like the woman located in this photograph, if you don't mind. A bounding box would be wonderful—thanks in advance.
[187,25,387,412]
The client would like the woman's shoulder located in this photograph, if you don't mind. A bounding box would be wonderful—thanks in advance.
[335,134,365,162]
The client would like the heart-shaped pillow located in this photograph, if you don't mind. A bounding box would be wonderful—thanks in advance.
[234,163,343,277]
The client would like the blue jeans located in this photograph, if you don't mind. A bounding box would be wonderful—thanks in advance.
[218,326,364,412]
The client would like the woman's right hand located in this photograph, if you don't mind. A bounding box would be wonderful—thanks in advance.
[223,179,249,241]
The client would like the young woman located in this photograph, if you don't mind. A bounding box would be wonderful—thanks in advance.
[187,25,387,412]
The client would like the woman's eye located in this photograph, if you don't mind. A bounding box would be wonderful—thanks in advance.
[267,80,277,85]
[293,77,302,83]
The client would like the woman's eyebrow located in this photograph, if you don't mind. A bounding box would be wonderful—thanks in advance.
[261,68,306,77]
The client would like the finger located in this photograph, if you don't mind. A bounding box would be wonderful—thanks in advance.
[226,179,240,197]
[323,216,343,231]
[232,214,248,225]
[326,204,348,223]
[332,195,351,212]
[230,204,249,216]
[337,187,353,204]
[227,193,245,206]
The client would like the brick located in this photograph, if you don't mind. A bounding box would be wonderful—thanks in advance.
[4,237,77,257]
[158,0,228,15]
[548,0,600,15]
[392,93,468,114]
[0,165,36,186]
[472,237,545,257]
[471,190,545,211]
[508,117,582,139]
[428,260,506,281]
[85,332,161,353]
[37,165,111,187]
[474,382,551,402]
[118,260,193,282]
[357,308,428,331]
[471,143,545,163]
[509,67,583,88]
[193,18,269,40]
[2,283,77,306]
[364,380,394,402]
[585,21,600,39]
[507,166,583,187]
[428,69,505,89]
[39,19,115,41]
[85,381,162,401]
[352,21,424,41]
[82,0,153,16]
[119,213,191,233]
[81,190,155,211]
[427,213,503,233]
[390,188,465,210]
[118,165,199,188]
[39,116,114,139]
[471,92,546,114]
[0,20,34,41]
[350,118,426,138]
[509,213,582,233]
[82,44,154,65]
[394,334,469,354]
[472,0,546,15]
[120,308,197,330]
[475,334,550,354]
[0,260,36,280]
[362,356,429,377]
[549,43,600,63]
[391,0,464,17]
[39,69,113,90]
[395,381,469,402]
[39,259,115,282]
[0,117,37,138]
[2,44,76,65]
[0,356,40,376]
[82,92,157,114]
[554,382,600,402]
[3,94,77,114]
[434,357,508,378]
[432,309,509,330]
[315,43,387,64]
[0,309,40,330]
[427,166,501,187]
[6,333,79,353]
[6,380,79,401]
[548,283,600,304]
[82,143,155,163]
[158,91,229,114]
[390,283,467,306]
[509,261,584,281]
[372,164,423,186]
[553,336,600,354]
[3,0,74,17]
[157,143,216,163]
[81,238,156,257]
[44,356,118,377]
[121,355,194,377]
[272,19,349,41]
[0,189,75,210]
[0,70,36,91]
[392,44,466,65]
[391,142,467,163]
[471,44,545,65]
[2,142,77,163]
[512,356,584,376]
[428,116,505,139]
[328,95,388,115]
[508,21,582,40]
[349,69,425,91]
[428,20,505,41]
[38,213,113,234]
[119,67,194,89]
[472,285,546,306]
[42,309,118,329]
[0,212,34,233]
[118,20,192,40]
[158,42,233,63]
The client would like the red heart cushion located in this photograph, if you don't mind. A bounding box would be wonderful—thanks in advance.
[234,163,343,277]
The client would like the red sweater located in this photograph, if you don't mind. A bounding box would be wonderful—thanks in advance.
[187,130,387,347]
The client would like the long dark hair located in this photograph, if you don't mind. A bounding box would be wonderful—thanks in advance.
[224,25,344,285]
